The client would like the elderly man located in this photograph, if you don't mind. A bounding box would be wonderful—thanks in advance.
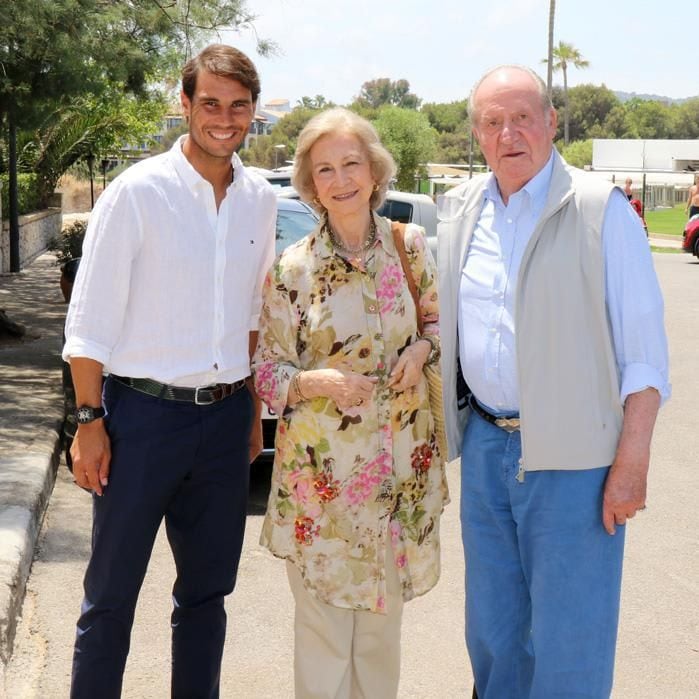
[437,66,669,698]
[64,44,276,698]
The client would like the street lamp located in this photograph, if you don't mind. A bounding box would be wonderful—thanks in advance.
[274,143,286,170]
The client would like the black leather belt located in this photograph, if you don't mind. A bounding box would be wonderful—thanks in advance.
[468,395,520,432]
[111,375,247,405]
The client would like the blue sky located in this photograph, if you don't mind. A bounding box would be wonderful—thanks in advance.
[222,0,695,107]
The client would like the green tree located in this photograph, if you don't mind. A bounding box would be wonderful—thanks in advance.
[669,98,699,139]
[239,135,278,169]
[356,78,421,110]
[421,100,469,133]
[559,139,592,168]
[421,99,474,164]
[239,106,320,167]
[296,95,331,110]
[373,107,436,191]
[0,0,268,130]
[552,84,620,142]
[601,104,628,138]
[544,41,589,144]
[0,0,268,270]
[24,91,165,202]
[621,98,674,139]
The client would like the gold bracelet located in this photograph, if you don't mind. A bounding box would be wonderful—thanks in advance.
[292,371,309,402]
[418,335,440,365]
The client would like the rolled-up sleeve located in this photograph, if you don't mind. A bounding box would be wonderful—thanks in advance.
[603,189,671,405]
[62,179,142,364]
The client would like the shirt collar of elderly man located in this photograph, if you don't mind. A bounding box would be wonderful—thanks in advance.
[469,65,558,204]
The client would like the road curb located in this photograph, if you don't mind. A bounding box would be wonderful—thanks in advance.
[0,428,61,691]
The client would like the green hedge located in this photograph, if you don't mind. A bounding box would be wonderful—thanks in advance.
[0,173,42,220]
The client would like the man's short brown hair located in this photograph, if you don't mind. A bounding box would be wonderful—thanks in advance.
[181,44,261,103]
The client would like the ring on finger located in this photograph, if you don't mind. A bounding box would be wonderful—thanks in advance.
[355,398,363,406]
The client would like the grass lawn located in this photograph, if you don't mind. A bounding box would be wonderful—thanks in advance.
[650,245,683,254]
[645,204,687,236]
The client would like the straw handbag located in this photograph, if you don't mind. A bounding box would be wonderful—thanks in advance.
[391,222,448,459]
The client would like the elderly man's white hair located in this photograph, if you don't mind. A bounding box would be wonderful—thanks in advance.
[467,65,553,120]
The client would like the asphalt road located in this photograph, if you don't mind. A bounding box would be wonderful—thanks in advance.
[5,252,699,698]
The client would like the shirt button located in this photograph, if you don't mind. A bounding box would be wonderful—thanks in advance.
[507,218,513,224]
[368,304,376,312]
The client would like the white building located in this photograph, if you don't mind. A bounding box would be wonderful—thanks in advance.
[591,139,698,208]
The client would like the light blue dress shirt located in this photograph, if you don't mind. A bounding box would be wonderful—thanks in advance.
[458,152,670,414]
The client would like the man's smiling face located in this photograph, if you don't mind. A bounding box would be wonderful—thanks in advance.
[181,70,254,164]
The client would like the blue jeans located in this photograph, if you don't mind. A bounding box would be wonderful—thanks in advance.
[71,376,253,699]
[461,409,625,699]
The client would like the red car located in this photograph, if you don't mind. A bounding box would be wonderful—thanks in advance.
[683,215,699,258]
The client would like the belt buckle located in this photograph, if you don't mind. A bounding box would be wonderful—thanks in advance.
[194,386,216,405]
[495,417,520,433]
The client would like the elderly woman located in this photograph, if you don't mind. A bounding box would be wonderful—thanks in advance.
[252,107,448,698]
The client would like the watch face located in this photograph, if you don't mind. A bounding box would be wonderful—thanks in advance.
[76,406,103,423]
[76,407,93,423]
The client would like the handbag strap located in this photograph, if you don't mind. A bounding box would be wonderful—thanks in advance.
[391,221,424,335]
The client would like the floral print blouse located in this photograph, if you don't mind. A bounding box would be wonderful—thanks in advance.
[252,213,449,613]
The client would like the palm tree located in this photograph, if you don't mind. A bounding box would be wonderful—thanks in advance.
[545,41,589,145]
[546,1,556,97]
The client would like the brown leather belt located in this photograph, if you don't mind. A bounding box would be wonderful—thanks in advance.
[111,375,247,405]
[469,395,520,432]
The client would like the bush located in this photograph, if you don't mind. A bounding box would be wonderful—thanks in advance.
[48,220,87,266]
[0,173,42,219]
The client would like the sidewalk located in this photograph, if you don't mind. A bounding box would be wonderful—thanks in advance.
[649,232,683,249]
[0,254,66,685]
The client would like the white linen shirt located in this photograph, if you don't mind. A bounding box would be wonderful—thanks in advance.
[458,152,670,413]
[63,136,277,387]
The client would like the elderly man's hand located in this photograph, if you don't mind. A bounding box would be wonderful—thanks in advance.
[602,387,660,535]
[602,452,648,535]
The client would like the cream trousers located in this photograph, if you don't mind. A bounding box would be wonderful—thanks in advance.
[286,543,404,699]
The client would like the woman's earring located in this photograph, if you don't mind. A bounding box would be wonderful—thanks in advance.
[373,183,380,192]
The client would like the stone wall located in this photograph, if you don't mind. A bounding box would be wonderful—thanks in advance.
[0,209,62,274]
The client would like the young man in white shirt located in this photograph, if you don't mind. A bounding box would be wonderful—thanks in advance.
[64,44,276,698]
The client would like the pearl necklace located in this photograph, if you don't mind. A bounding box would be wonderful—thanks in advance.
[326,218,376,264]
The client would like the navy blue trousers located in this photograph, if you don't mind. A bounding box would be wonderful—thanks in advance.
[71,376,253,699]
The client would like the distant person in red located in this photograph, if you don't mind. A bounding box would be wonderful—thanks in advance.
[625,178,648,236]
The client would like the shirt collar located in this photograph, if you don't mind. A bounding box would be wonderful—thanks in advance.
[483,149,555,216]
[170,135,244,193]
